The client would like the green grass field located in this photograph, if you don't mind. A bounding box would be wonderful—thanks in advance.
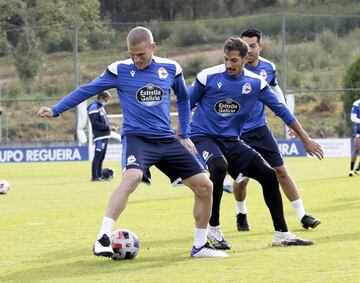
[1,157,359,282]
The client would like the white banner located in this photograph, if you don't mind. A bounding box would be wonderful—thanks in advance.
[316,138,350,157]
[88,143,122,161]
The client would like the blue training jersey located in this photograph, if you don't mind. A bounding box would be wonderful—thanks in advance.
[242,56,280,133]
[189,64,296,138]
[351,99,360,134]
[52,56,190,139]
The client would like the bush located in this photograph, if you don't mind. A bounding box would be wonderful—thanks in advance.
[182,55,211,79]
[172,24,212,47]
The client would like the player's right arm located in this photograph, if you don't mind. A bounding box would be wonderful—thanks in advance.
[37,67,117,118]
[188,74,206,109]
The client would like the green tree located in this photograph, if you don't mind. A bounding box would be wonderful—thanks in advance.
[0,0,100,90]
[343,54,360,135]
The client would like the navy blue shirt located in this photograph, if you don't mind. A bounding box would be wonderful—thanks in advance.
[87,99,111,141]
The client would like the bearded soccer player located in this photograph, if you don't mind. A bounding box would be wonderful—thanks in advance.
[225,28,320,232]
[189,36,323,249]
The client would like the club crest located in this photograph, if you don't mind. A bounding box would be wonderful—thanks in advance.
[242,83,252,94]
[158,67,168,79]
[260,69,267,79]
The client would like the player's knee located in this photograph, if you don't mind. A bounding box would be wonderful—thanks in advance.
[122,169,143,190]
[208,156,228,178]
[191,175,213,199]
[274,165,289,180]
[233,178,249,192]
[248,157,277,184]
[263,166,277,183]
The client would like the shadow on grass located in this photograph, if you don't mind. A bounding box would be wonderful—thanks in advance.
[0,249,193,282]
[0,236,201,282]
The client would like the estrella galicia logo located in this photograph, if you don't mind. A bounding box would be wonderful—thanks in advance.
[136,83,164,106]
[214,98,240,117]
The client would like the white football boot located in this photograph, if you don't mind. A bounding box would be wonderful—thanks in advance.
[93,234,114,257]
[272,231,313,246]
[191,242,229,258]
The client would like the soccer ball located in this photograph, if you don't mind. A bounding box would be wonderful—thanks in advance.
[111,229,139,260]
[0,180,10,194]
[101,168,114,180]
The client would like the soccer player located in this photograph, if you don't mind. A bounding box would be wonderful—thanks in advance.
[189,36,324,249]
[88,91,117,181]
[349,98,360,176]
[37,26,228,258]
[228,28,320,232]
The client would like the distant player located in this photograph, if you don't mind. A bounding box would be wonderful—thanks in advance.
[37,26,228,258]
[228,28,321,232]
[189,36,323,249]
[87,91,117,181]
[349,98,360,176]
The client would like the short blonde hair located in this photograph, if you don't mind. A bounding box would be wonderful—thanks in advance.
[127,26,154,46]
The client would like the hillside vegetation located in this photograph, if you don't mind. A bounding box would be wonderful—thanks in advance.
[1,5,360,142]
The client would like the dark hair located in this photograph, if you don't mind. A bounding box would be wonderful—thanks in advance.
[241,28,262,43]
[223,37,248,57]
[97,91,111,100]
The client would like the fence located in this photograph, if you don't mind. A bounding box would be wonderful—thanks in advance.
[1,13,360,144]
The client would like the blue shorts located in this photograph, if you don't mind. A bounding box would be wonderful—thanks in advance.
[240,125,284,167]
[121,135,205,185]
[191,135,261,182]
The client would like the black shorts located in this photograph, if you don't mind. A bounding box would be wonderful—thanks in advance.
[121,135,205,185]
[241,125,284,167]
[191,135,261,182]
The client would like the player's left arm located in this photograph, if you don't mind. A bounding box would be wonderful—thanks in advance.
[172,72,197,154]
[287,121,324,159]
[173,73,190,139]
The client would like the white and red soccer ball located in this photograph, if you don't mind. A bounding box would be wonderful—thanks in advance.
[111,229,139,260]
[0,180,10,194]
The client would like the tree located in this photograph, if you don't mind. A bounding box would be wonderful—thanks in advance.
[343,54,360,135]
[0,0,100,90]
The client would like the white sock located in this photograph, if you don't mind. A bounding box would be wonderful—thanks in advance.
[236,200,247,214]
[97,217,115,239]
[291,198,306,220]
[194,227,208,249]
[223,174,231,187]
